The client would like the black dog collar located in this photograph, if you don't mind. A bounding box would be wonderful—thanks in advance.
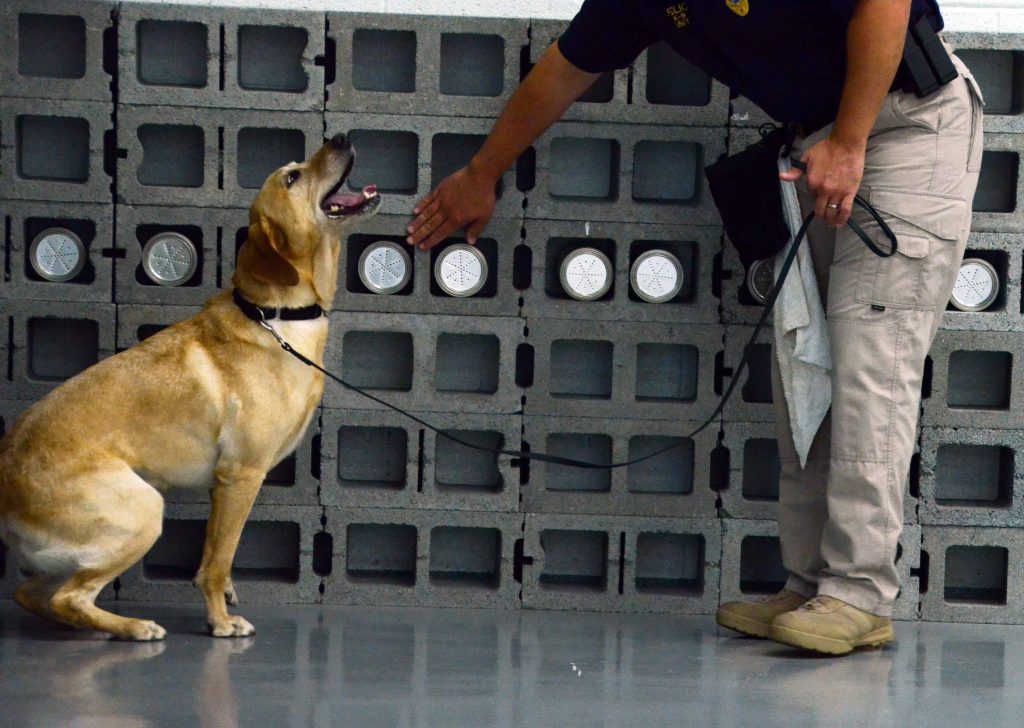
[232,288,325,322]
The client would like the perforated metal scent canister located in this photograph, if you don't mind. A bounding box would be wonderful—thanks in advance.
[630,249,684,303]
[141,232,198,286]
[746,258,775,305]
[29,228,86,282]
[358,241,412,295]
[949,258,999,312]
[434,243,488,297]
[560,247,613,301]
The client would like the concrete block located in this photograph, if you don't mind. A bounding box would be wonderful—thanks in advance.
[721,324,775,423]
[919,427,1024,527]
[971,133,1023,233]
[333,214,523,318]
[520,219,721,325]
[114,205,248,305]
[0,98,112,204]
[921,525,1024,624]
[117,106,321,208]
[2,200,114,303]
[525,121,726,225]
[327,12,529,118]
[940,231,1024,331]
[118,2,326,111]
[320,407,521,513]
[524,317,723,422]
[321,507,521,609]
[628,42,731,127]
[0,0,114,103]
[117,504,322,604]
[946,32,1024,134]
[4,300,116,401]
[323,312,524,415]
[921,330,1024,429]
[325,111,524,219]
[114,303,203,352]
[520,414,718,518]
[521,512,721,614]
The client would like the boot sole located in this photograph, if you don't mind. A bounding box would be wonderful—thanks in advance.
[716,611,771,639]
[768,623,894,656]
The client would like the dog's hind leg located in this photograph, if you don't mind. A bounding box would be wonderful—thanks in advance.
[14,574,62,621]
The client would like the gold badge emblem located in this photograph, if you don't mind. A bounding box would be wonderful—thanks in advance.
[726,0,749,16]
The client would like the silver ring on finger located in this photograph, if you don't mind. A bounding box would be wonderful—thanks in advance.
[826,203,839,210]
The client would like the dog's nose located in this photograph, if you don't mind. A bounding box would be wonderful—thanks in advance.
[328,133,351,151]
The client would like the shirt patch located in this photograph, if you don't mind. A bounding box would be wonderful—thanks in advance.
[665,2,690,28]
[726,0,749,17]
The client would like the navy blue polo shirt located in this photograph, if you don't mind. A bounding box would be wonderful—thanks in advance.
[559,0,943,129]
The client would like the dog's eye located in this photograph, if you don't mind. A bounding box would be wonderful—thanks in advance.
[285,170,300,187]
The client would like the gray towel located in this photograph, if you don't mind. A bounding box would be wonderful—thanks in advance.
[773,156,832,467]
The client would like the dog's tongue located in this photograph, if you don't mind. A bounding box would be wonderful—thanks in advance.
[326,185,377,209]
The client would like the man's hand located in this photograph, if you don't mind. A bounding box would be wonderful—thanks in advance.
[407,165,497,251]
[779,136,866,228]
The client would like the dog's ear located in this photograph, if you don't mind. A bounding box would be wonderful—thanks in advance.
[238,215,300,287]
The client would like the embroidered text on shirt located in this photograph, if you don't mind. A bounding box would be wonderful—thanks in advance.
[666,2,690,28]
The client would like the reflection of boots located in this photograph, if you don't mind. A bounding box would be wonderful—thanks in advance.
[716,590,808,638]
[770,596,894,655]
[198,636,253,728]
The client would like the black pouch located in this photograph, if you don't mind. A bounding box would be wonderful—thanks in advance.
[704,125,792,269]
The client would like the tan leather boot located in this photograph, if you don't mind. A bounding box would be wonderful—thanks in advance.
[716,589,808,638]
[769,595,894,655]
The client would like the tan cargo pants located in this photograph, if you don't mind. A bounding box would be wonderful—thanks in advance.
[773,51,985,617]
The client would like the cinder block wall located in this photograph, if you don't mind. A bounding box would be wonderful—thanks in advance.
[2,1,1023,625]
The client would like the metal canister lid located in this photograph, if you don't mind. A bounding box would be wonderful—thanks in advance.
[29,227,86,282]
[746,258,775,305]
[358,240,412,295]
[950,257,999,312]
[630,249,683,303]
[141,231,198,286]
[434,243,488,298]
[560,247,613,301]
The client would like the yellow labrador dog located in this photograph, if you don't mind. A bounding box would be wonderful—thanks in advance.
[0,134,379,640]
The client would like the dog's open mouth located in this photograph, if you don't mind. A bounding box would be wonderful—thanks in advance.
[321,158,380,218]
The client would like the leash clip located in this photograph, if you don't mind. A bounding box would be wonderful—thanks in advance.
[256,309,288,349]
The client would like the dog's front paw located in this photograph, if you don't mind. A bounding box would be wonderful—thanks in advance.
[209,615,255,638]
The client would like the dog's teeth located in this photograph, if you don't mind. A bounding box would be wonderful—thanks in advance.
[329,204,341,213]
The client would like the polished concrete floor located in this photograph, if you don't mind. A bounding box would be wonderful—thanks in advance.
[1,601,1021,728]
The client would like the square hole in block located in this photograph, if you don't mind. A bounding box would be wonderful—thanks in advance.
[947,350,1012,410]
[944,545,1008,605]
[538,529,607,591]
[345,234,415,295]
[742,438,781,501]
[17,116,89,182]
[636,532,704,594]
[644,42,711,106]
[137,124,204,188]
[627,436,694,494]
[579,72,614,103]
[352,29,416,93]
[346,523,417,585]
[342,331,413,391]
[337,426,408,489]
[435,431,504,492]
[544,433,612,492]
[974,152,1018,213]
[144,520,299,583]
[238,25,309,92]
[633,141,700,203]
[237,128,306,189]
[549,138,619,200]
[439,33,504,97]
[739,535,787,594]
[435,334,499,394]
[741,343,773,404]
[431,135,501,199]
[543,237,615,300]
[136,20,208,88]
[628,240,697,304]
[549,339,613,399]
[137,324,167,342]
[23,217,97,285]
[28,317,99,381]
[635,343,698,402]
[935,444,1014,507]
[347,130,418,193]
[18,14,86,79]
[265,453,296,487]
[956,50,1024,115]
[429,527,501,587]
[134,224,203,287]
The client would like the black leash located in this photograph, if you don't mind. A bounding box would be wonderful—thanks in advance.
[253,187,896,470]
